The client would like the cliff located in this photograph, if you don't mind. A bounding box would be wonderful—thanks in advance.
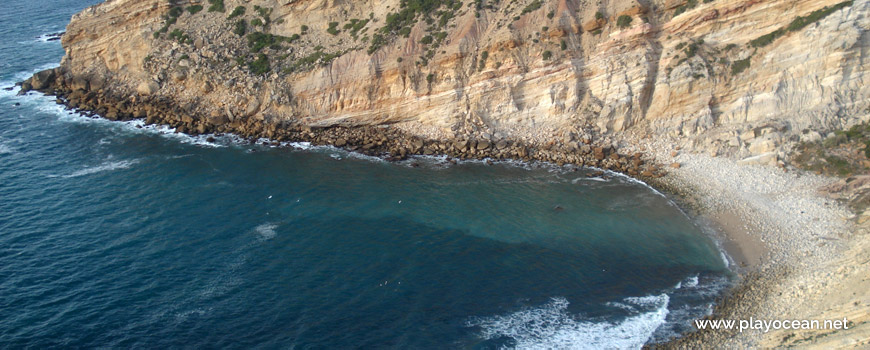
[42,0,869,164]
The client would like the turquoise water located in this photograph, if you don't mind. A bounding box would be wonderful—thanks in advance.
[0,1,730,348]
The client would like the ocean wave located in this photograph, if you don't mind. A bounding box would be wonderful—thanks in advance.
[254,223,277,240]
[58,159,140,178]
[35,31,64,43]
[0,64,60,93]
[466,294,670,349]
[0,141,12,154]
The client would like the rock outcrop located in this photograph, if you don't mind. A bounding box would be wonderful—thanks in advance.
[27,0,868,163]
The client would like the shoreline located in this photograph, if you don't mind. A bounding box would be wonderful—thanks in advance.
[644,150,861,348]
[17,71,865,347]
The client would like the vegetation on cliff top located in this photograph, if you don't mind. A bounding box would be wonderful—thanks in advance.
[368,0,462,57]
[750,1,853,48]
[792,121,870,177]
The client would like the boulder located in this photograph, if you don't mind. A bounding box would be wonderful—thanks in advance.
[208,113,229,125]
[748,139,776,154]
[476,140,491,150]
[244,99,260,117]
[137,81,159,95]
[582,18,606,32]
[453,140,468,151]
[412,139,424,150]
[19,81,32,93]
[88,76,105,91]
[30,69,56,90]
[69,76,89,91]
[171,70,186,81]
[737,152,777,166]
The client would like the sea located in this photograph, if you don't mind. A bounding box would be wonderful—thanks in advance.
[0,0,732,348]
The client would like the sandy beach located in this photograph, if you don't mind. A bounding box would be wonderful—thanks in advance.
[646,149,870,348]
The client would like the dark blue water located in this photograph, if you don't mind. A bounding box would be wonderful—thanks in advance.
[0,1,730,348]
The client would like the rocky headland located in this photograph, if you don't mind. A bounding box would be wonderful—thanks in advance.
[19,0,870,347]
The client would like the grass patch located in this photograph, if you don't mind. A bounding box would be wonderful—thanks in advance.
[227,6,245,19]
[731,56,750,75]
[674,0,698,17]
[521,0,542,15]
[327,22,340,35]
[616,15,632,28]
[750,1,852,48]
[247,32,289,53]
[792,122,870,178]
[186,5,203,15]
[248,53,270,75]
[207,0,225,12]
[233,19,247,36]
[368,0,462,55]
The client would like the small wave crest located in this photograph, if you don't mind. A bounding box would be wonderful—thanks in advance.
[254,223,277,240]
[37,32,64,42]
[56,159,140,178]
[466,294,670,349]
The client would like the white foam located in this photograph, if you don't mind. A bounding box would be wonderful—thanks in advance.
[0,142,12,154]
[572,176,608,184]
[0,64,60,92]
[57,159,140,178]
[467,294,670,350]
[35,32,64,43]
[683,275,699,288]
[254,223,277,240]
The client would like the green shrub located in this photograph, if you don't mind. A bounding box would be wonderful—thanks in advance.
[186,5,203,14]
[731,57,750,75]
[233,19,247,36]
[420,35,433,44]
[542,50,552,60]
[749,28,784,48]
[228,6,246,19]
[595,11,604,20]
[479,50,488,70]
[521,0,542,14]
[426,73,435,83]
[787,1,853,32]
[616,15,632,28]
[344,18,369,38]
[248,53,270,75]
[168,6,183,18]
[327,22,340,35]
[301,25,309,32]
[248,32,284,52]
[749,1,852,48]
[207,0,225,12]
[684,42,698,58]
[560,40,567,50]
[251,18,264,27]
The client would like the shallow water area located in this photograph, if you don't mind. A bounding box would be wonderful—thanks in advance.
[0,0,732,348]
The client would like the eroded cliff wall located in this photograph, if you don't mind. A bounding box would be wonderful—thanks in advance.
[53,0,870,162]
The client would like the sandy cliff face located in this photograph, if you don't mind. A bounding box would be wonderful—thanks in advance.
[55,0,870,162]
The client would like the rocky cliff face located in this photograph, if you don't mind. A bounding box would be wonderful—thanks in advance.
[45,0,870,162]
